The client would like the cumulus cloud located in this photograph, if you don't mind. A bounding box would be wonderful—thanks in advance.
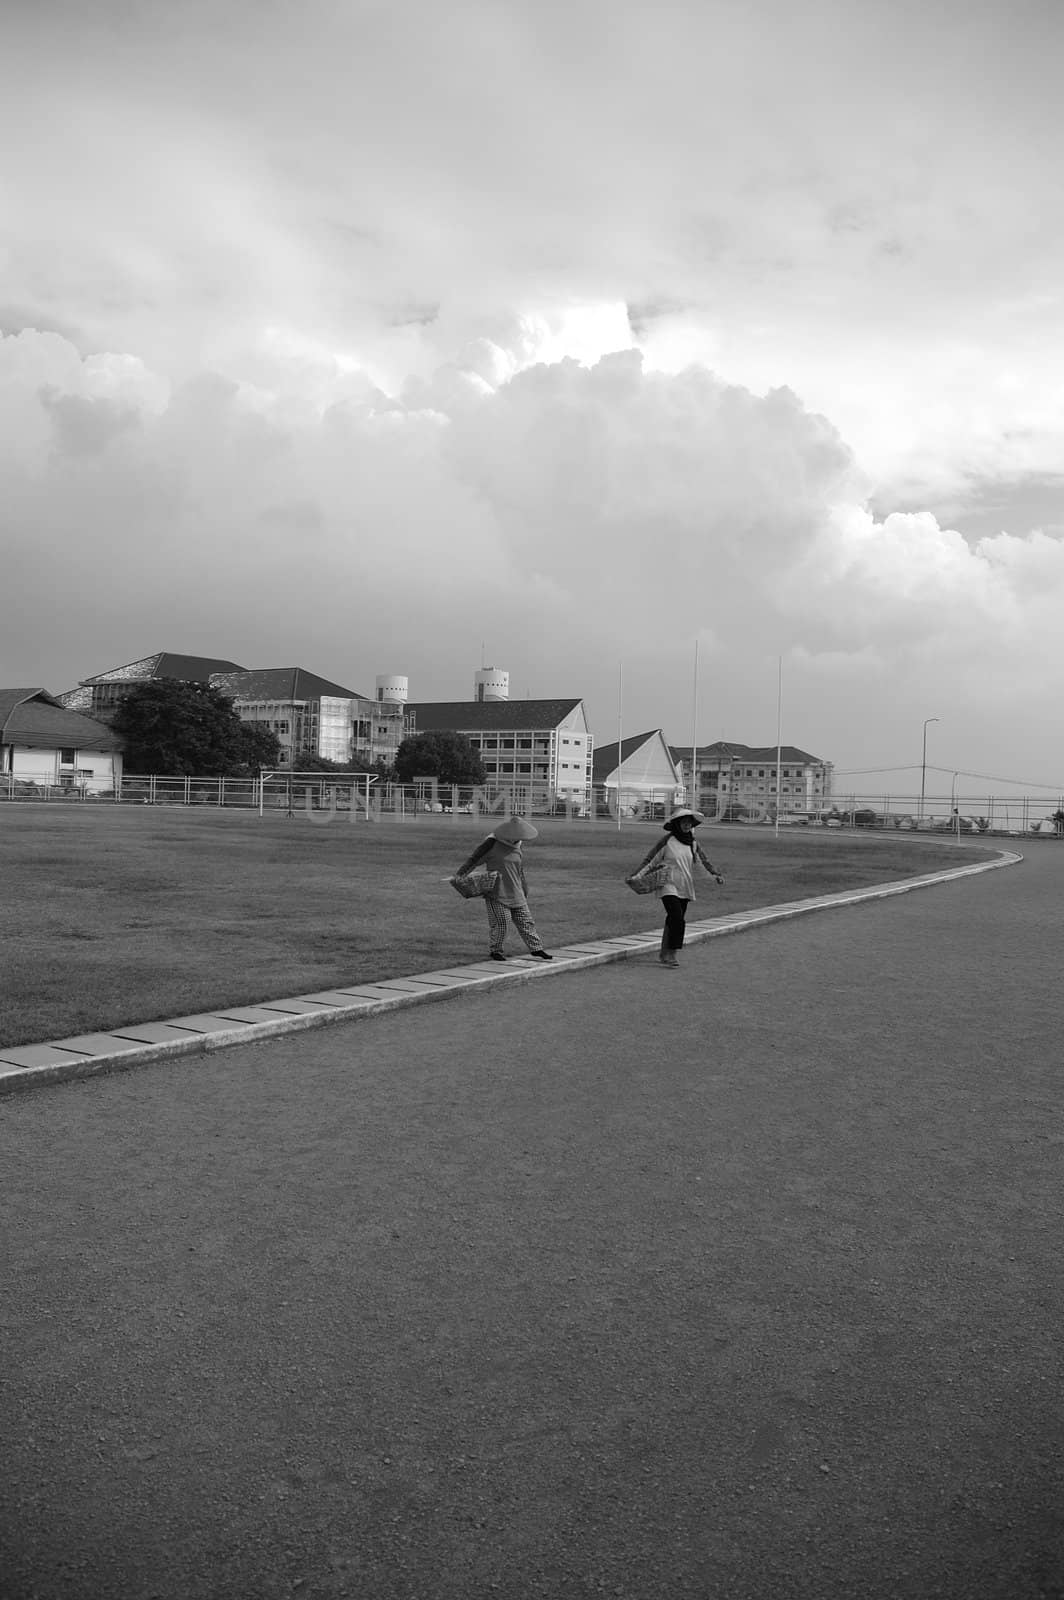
[4,324,1064,785]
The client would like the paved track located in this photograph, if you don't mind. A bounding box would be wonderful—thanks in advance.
[3,850,1063,1599]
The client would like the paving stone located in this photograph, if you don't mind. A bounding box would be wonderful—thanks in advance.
[412,969,482,984]
[111,1022,225,1044]
[431,968,500,980]
[361,978,457,993]
[217,1001,332,1019]
[166,1014,256,1034]
[0,1042,93,1069]
[556,942,619,954]
[315,989,395,1004]
[296,991,376,1006]
[314,984,415,1002]
[47,1033,150,1057]
[204,1005,303,1023]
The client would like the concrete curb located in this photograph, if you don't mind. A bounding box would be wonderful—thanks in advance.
[0,848,1022,1098]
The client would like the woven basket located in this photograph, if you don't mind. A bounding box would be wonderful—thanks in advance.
[450,870,500,900]
[624,864,669,895]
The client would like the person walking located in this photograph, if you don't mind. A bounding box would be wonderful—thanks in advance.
[632,807,725,969]
[455,817,553,962]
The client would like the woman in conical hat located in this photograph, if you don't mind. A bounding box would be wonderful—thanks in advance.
[631,806,725,969]
[454,816,553,962]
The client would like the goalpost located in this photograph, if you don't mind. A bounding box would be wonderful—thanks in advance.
[257,770,378,819]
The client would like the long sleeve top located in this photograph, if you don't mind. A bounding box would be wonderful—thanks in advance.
[457,836,529,908]
[635,835,720,901]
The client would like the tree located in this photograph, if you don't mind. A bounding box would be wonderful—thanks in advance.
[393,730,486,787]
[285,752,376,775]
[112,681,282,775]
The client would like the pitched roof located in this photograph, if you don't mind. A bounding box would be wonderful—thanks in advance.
[56,686,94,712]
[81,653,245,685]
[405,698,584,733]
[210,668,361,702]
[670,741,826,765]
[592,730,677,781]
[0,689,124,751]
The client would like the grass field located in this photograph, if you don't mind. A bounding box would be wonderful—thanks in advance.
[0,805,993,1048]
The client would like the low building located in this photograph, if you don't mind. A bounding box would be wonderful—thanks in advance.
[670,741,834,818]
[592,731,685,814]
[0,689,124,794]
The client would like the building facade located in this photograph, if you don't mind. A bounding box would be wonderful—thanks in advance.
[405,669,592,810]
[0,689,124,794]
[57,652,406,770]
[210,668,405,769]
[59,653,245,720]
[670,741,834,818]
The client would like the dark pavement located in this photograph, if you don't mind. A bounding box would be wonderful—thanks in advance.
[3,848,1063,1599]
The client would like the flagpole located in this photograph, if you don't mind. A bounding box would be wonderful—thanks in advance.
[617,660,623,831]
[691,638,699,812]
[774,655,783,840]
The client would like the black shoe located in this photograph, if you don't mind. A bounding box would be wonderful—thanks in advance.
[534,951,553,960]
[490,952,507,961]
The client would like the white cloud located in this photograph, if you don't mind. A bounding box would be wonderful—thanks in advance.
[3,0,1064,783]
[4,324,1064,785]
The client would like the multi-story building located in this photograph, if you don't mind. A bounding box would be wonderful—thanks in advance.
[58,652,406,770]
[405,667,592,810]
[670,741,833,818]
[59,653,244,720]
[210,668,406,769]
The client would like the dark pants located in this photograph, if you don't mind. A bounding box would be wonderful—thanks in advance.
[662,895,690,951]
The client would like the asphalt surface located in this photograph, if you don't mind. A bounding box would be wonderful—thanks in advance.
[3,849,1063,1599]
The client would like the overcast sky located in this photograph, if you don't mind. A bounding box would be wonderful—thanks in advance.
[3,0,1063,797]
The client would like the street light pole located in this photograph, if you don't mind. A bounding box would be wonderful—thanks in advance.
[951,771,959,837]
[920,717,939,822]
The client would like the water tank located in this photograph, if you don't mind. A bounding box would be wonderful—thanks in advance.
[475,667,509,702]
[376,674,408,704]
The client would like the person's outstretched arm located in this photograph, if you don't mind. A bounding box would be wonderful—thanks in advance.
[456,838,493,877]
[634,838,668,872]
[695,843,725,883]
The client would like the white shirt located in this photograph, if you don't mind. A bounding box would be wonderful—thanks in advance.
[658,836,696,900]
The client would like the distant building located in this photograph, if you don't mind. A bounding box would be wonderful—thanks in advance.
[59,653,245,721]
[670,741,833,817]
[210,667,407,769]
[592,731,685,813]
[0,688,123,794]
[406,667,592,809]
[56,651,406,770]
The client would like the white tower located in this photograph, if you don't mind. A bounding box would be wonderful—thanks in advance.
[376,674,408,705]
[474,667,510,702]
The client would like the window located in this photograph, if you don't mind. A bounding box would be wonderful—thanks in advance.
[60,748,76,765]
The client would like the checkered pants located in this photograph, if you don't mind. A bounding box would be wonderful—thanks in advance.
[486,897,545,955]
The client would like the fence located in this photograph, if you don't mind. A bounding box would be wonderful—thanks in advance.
[2,769,1063,836]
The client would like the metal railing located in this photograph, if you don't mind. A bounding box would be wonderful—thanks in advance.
[3,770,1062,836]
